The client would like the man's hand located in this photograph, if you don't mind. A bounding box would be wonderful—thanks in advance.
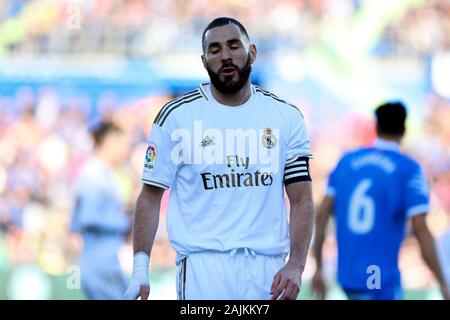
[123,252,150,300]
[123,280,150,300]
[311,269,327,300]
[270,262,302,300]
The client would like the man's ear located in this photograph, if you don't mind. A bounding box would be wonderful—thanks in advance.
[201,55,207,69]
[249,44,257,65]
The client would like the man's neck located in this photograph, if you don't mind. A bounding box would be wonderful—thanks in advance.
[377,134,402,144]
[374,135,402,152]
[210,81,252,106]
[94,150,114,169]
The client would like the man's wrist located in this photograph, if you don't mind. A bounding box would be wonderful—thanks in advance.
[439,282,449,290]
[133,251,150,283]
[286,258,305,273]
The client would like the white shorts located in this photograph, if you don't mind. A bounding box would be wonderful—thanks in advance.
[176,249,286,300]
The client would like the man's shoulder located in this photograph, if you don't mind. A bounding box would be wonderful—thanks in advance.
[345,147,422,173]
[341,147,367,160]
[377,147,421,171]
[333,148,368,169]
[395,151,423,172]
[253,85,304,117]
[153,87,207,127]
[75,158,105,191]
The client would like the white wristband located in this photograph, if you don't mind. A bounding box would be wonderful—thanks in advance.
[132,251,150,284]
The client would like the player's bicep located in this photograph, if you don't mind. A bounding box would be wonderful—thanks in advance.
[140,182,166,200]
[285,180,313,207]
[405,167,430,218]
[411,213,428,235]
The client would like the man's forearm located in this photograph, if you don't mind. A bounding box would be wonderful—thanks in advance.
[313,221,325,271]
[133,190,161,255]
[288,192,314,272]
[417,229,448,287]
[313,195,333,271]
[313,200,331,270]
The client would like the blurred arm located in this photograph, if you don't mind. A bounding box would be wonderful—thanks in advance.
[313,195,334,271]
[412,214,450,299]
[310,194,333,300]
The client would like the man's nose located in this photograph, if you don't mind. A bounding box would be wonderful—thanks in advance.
[221,48,232,62]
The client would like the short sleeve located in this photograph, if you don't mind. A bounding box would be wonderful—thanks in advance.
[325,163,340,197]
[69,195,82,233]
[141,123,179,189]
[285,110,312,164]
[404,165,430,218]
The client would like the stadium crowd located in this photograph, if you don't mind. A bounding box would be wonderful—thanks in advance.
[0,0,449,57]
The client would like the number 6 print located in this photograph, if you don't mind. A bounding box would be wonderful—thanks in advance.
[348,179,375,234]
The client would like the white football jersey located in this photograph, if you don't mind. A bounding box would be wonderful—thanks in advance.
[142,83,312,262]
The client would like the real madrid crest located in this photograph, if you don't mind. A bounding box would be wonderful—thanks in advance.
[262,128,277,149]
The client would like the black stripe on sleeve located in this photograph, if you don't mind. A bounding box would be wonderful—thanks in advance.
[182,257,187,300]
[255,86,303,117]
[153,90,199,125]
[158,95,203,126]
[284,156,311,185]
[142,179,170,190]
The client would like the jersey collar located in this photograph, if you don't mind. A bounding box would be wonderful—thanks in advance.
[373,138,401,152]
[199,83,255,107]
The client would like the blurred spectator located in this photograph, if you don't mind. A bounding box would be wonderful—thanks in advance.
[0,0,449,57]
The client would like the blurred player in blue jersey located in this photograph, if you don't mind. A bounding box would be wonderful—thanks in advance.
[312,102,450,300]
[70,121,131,299]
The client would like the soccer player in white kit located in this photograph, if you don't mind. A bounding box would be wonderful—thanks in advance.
[70,121,131,299]
[124,17,314,300]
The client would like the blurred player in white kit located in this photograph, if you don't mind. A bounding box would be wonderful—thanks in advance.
[70,121,131,299]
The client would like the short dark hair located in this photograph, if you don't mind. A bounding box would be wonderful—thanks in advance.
[202,17,250,51]
[90,121,121,147]
[375,101,407,136]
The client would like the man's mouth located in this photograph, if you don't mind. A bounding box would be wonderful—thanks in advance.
[221,67,236,76]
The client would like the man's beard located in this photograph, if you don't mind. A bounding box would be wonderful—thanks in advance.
[206,53,252,94]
